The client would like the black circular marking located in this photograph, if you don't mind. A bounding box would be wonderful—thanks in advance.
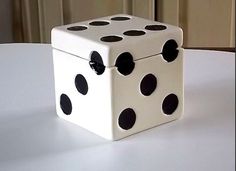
[75,74,88,95]
[123,30,146,36]
[162,94,179,115]
[140,74,157,96]
[89,21,109,26]
[111,16,130,21]
[145,24,167,31]
[89,51,105,75]
[100,35,123,42]
[115,52,135,76]
[60,94,72,115]
[162,39,179,62]
[118,108,136,130]
[67,25,87,31]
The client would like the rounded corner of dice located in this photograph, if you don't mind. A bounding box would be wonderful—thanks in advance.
[51,14,184,140]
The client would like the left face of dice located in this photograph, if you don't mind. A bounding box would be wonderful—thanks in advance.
[52,49,113,139]
[52,14,183,140]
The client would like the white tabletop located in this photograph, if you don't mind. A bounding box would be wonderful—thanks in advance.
[0,44,235,171]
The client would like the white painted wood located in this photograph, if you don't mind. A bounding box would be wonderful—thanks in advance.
[52,14,183,67]
[112,50,183,140]
[52,15,183,140]
[53,49,113,140]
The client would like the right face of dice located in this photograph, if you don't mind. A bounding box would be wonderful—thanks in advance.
[52,14,183,140]
[111,49,183,140]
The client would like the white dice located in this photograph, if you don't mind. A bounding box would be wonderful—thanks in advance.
[51,14,184,140]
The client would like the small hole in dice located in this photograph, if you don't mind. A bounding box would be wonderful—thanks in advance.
[140,74,157,96]
[123,30,146,36]
[111,16,130,21]
[89,21,110,26]
[162,39,179,62]
[67,25,88,31]
[145,24,167,31]
[100,35,123,42]
[89,51,105,75]
[162,93,179,115]
[115,52,135,76]
[75,74,88,95]
[60,94,72,115]
[118,108,136,130]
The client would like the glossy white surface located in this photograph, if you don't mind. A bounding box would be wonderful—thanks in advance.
[0,44,235,171]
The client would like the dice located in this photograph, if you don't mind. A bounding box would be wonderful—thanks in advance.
[51,14,183,140]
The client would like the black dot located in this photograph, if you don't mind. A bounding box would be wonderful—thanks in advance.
[67,25,87,31]
[145,24,167,31]
[89,21,109,26]
[111,16,130,21]
[115,52,135,76]
[100,35,123,42]
[123,30,146,36]
[75,74,88,95]
[162,94,179,115]
[118,108,136,130]
[162,39,179,62]
[140,74,157,96]
[60,94,72,115]
[89,51,105,75]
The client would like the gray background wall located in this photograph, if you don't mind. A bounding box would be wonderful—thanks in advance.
[0,0,235,47]
[0,0,13,43]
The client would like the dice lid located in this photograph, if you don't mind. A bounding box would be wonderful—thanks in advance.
[51,14,183,67]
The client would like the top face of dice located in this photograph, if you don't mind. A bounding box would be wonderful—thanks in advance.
[51,14,183,67]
